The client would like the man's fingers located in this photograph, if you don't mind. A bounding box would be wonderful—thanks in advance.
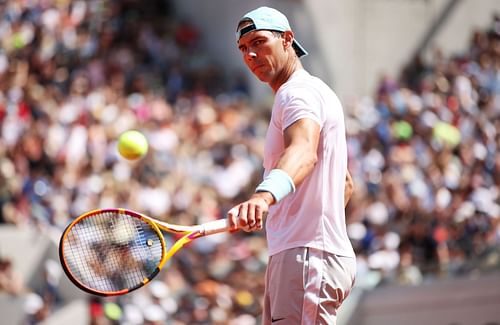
[238,204,249,228]
[247,203,256,227]
[228,197,269,233]
[254,204,264,227]
[227,207,239,230]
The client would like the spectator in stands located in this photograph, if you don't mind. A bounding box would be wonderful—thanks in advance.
[346,11,499,284]
[0,257,24,295]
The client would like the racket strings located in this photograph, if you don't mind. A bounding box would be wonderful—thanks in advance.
[62,211,163,294]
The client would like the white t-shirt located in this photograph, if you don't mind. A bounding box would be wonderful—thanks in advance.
[263,69,355,258]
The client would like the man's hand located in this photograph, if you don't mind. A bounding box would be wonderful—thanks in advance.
[227,192,274,232]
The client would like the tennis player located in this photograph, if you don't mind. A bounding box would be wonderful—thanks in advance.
[227,6,356,324]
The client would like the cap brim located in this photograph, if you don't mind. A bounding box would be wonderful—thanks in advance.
[292,40,308,57]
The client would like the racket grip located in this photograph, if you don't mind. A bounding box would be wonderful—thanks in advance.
[202,218,230,235]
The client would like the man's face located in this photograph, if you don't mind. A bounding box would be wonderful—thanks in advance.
[237,29,286,84]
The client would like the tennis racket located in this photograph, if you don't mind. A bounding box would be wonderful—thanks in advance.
[59,208,232,296]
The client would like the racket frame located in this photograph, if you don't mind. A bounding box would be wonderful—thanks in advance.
[59,208,229,296]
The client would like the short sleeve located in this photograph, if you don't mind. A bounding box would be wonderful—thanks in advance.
[280,86,323,131]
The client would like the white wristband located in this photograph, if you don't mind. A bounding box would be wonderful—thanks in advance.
[255,169,296,202]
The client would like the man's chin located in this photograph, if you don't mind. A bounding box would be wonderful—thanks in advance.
[256,75,267,82]
[253,72,269,83]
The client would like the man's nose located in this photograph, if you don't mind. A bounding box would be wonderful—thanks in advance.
[246,51,257,60]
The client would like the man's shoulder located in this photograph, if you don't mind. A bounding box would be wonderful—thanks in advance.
[281,70,331,92]
[278,74,334,101]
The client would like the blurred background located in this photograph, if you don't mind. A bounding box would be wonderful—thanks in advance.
[0,0,499,324]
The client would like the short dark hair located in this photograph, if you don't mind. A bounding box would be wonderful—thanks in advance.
[237,18,283,40]
[236,23,299,57]
[271,31,284,38]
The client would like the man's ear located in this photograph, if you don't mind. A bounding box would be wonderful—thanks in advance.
[282,31,294,51]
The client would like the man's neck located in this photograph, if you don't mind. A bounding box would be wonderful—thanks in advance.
[270,57,303,93]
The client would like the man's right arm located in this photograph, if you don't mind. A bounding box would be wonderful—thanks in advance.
[227,118,320,232]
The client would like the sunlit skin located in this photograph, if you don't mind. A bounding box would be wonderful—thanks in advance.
[237,26,302,92]
[230,26,318,231]
[229,25,354,232]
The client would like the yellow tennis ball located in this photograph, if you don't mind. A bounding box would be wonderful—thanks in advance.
[117,130,148,160]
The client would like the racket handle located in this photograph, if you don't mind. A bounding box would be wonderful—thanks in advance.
[201,218,230,235]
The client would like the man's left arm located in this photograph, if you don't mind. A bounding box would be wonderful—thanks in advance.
[345,170,354,207]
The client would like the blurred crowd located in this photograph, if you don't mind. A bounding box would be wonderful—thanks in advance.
[0,0,498,324]
[345,14,500,284]
[0,1,265,324]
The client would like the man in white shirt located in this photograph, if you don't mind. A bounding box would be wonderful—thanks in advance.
[228,6,356,324]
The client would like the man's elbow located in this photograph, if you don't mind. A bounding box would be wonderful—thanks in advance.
[347,177,354,194]
[344,172,354,206]
[307,152,318,171]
